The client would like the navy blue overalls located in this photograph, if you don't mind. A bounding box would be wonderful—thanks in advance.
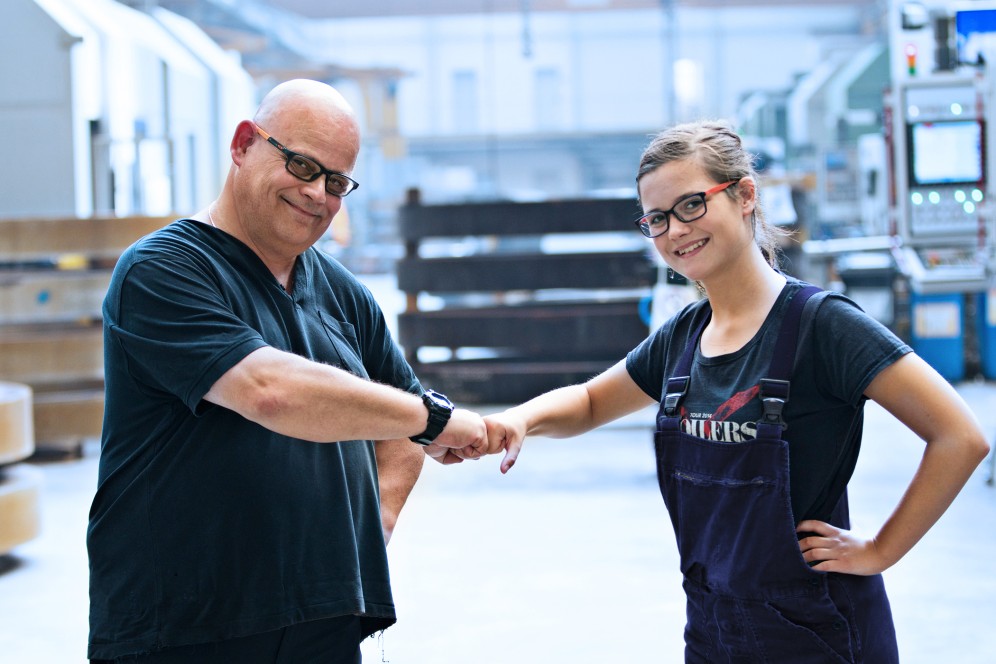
[654,287,900,663]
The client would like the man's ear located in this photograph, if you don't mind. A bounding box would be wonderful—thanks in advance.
[230,120,257,166]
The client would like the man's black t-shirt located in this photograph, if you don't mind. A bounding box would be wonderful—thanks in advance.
[626,279,911,523]
[88,220,420,660]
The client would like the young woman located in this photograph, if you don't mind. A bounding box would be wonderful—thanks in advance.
[483,120,990,663]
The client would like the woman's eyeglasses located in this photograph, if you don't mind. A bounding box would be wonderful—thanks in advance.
[635,180,738,238]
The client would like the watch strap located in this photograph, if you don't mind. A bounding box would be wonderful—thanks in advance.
[409,389,453,445]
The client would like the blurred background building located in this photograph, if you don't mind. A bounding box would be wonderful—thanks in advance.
[4,0,887,263]
[4,0,996,386]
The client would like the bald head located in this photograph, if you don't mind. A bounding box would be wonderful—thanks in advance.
[255,80,355,123]
[253,79,360,154]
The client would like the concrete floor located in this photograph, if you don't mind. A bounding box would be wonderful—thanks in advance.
[1,390,994,663]
[1,275,994,663]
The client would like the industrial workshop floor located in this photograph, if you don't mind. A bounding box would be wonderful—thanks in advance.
[2,387,995,663]
[1,275,994,663]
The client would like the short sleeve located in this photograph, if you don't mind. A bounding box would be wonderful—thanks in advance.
[627,325,670,401]
[105,253,267,413]
[806,293,912,406]
[625,300,707,402]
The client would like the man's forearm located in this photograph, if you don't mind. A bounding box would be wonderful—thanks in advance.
[375,438,425,544]
[206,346,427,442]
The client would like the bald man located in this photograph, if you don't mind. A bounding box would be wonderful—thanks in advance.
[87,79,486,663]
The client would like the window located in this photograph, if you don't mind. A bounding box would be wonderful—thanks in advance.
[452,70,479,134]
[534,68,563,131]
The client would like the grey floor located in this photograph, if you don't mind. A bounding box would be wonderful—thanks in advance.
[1,275,994,663]
[2,389,994,663]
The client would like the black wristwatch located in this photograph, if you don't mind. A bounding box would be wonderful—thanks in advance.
[409,389,454,445]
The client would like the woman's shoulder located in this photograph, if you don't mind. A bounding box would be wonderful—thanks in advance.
[652,296,712,342]
[782,277,863,317]
[789,278,909,356]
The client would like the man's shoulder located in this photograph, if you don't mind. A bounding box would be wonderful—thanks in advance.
[303,245,357,273]
[112,220,220,291]
[302,247,370,294]
[123,218,199,258]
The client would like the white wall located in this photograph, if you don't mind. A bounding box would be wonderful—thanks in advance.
[152,8,257,205]
[0,0,255,220]
[77,0,213,216]
[1,0,82,217]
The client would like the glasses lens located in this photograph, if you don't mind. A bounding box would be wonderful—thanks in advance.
[326,174,354,197]
[286,154,321,180]
[638,212,668,237]
[672,194,707,222]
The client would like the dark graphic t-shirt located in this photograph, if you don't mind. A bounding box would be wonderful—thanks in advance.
[626,279,911,523]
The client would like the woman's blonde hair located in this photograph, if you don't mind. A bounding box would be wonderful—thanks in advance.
[636,120,785,268]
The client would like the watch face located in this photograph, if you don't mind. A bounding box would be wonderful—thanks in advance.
[425,390,453,410]
[410,389,453,446]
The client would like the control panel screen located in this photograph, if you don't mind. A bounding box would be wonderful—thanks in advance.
[956,7,996,65]
[908,120,984,186]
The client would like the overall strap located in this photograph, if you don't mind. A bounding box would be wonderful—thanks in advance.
[756,285,822,439]
[662,312,710,418]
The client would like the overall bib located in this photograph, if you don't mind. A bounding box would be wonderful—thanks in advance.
[655,287,899,663]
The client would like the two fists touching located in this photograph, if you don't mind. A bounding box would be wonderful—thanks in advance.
[423,408,525,474]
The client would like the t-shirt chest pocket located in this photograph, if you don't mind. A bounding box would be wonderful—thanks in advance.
[315,310,368,379]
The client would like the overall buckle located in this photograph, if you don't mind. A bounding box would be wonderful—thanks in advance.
[759,378,790,430]
[663,376,689,417]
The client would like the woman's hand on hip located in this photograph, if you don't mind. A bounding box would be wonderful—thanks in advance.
[796,520,889,576]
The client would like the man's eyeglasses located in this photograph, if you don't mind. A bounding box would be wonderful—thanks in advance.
[635,180,738,238]
[255,125,359,198]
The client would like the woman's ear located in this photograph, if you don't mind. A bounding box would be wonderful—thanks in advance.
[737,177,757,217]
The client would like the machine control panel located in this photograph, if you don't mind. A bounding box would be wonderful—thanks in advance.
[901,80,987,241]
[900,245,988,293]
[908,185,984,236]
